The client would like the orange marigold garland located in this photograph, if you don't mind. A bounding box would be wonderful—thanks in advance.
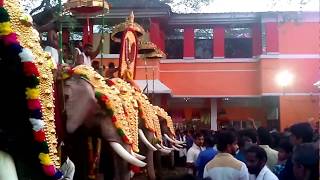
[0,7,63,179]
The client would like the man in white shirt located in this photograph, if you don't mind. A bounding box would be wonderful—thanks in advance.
[246,145,278,180]
[44,29,60,69]
[76,39,103,66]
[60,143,75,180]
[186,133,204,175]
[203,130,249,180]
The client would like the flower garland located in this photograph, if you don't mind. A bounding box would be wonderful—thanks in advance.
[0,7,63,179]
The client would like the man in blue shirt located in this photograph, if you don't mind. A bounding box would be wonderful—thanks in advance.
[236,135,253,163]
[195,134,217,179]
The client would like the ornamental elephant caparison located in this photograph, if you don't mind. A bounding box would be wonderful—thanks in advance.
[62,66,147,180]
[107,78,185,180]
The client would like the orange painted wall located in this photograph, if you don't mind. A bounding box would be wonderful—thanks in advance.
[278,22,320,54]
[280,95,319,131]
[159,62,261,96]
[260,59,319,93]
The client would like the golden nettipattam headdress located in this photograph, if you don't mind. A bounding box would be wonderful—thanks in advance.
[111,11,145,43]
[153,105,175,137]
[72,66,140,152]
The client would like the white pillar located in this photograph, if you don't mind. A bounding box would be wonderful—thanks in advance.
[210,98,218,131]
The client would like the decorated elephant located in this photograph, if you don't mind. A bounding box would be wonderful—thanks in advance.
[62,65,147,180]
[107,78,185,179]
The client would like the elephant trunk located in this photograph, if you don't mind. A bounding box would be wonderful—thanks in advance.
[146,147,156,180]
[109,142,146,167]
[139,129,157,151]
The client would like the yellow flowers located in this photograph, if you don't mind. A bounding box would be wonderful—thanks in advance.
[26,88,40,99]
[0,22,12,35]
[39,153,53,166]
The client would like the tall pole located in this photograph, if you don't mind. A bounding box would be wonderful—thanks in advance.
[58,0,63,65]
[100,0,105,69]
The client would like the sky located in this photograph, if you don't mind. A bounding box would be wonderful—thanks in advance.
[23,0,319,13]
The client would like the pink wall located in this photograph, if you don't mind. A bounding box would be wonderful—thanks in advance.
[150,18,165,51]
[278,22,320,54]
[213,26,225,57]
[265,22,279,53]
[183,27,195,58]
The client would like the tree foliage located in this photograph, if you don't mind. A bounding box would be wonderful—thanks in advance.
[162,0,213,13]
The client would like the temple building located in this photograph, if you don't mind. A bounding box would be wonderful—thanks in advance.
[39,0,319,131]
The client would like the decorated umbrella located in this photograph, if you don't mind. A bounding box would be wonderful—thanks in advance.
[64,0,109,70]
[145,47,166,59]
[138,40,158,94]
[138,40,157,54]
[111,11,145,43]
[64,0,109,44]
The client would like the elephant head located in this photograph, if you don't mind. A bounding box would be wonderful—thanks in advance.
[153,106,185,149]
[62,65,146,179]
[109,78,175,179]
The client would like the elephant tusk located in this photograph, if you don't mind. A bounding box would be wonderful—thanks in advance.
[161,145,174,151]
[139,129,157,151]
[174,143,183,148]
[164,134,185,145]
[155,144,171,154]
[164,134,177,144]
[109,142,147,167]
[174,139,186,145]
[155,143,162,149]
[172,145,180,151]
[132,152,146,160]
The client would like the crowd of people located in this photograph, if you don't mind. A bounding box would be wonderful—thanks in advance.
[173,122,319,180]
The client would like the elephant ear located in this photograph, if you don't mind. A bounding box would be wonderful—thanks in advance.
[64,76,98,134]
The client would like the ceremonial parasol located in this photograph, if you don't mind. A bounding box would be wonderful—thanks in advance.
[111,11,145,43]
